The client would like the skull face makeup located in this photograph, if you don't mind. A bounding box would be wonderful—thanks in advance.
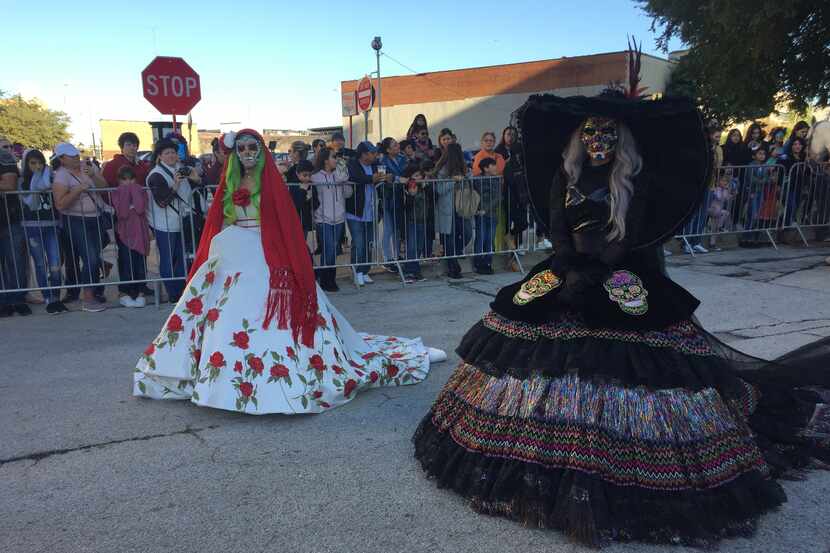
[580,117,619,160]
[236,134,261,169]
[604,270,649,315]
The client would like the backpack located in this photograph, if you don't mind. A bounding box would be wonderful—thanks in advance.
[454,181,480,219]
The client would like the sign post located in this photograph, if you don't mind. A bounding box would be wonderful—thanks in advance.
[356,75,374,142]
[342,90,357,148]
[141,56,202,135]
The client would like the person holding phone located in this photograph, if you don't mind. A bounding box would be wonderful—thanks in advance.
[52,143,109,312]
[146,138,202,302]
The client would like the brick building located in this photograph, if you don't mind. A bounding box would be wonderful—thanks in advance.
[341,51,674,149]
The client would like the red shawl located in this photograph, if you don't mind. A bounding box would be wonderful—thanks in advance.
[189,129,318,347]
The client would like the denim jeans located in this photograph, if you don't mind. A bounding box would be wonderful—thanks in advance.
[441,215,471,273]
[346,219,373,275]
[154,229,186,300]
[381,195,402,262]
[116,235,147,299]
[0,223,27,305]
[24,225,62,302]
[403,223,427,276]
[473,214,497,269]
[316,223,345,268]
[62,215,103,290]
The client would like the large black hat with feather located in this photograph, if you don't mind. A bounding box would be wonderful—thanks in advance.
[514,38,711,248]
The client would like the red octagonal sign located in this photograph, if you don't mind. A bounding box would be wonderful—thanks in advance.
[141,56,201,115]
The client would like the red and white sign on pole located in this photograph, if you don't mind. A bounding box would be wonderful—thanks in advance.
[356,75,374,113]
[141,57,201,132]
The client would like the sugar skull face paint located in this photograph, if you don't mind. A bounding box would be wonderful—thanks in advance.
[604,270,649,315]
[236,135,261,169]
[580,117,619,160]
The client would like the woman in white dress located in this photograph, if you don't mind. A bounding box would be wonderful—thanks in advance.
[134,130,444,414]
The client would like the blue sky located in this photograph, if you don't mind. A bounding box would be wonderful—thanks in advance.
[5,0,682,143]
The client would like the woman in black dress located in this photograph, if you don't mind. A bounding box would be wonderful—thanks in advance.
[412,92,830,547]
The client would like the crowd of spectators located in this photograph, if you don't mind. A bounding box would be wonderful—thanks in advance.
[679,120,828,253]
[1,114,827,315]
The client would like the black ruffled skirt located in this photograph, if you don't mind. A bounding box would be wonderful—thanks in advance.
[412,256,830,547]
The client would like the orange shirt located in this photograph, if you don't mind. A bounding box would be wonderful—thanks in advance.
[471,150,506,176]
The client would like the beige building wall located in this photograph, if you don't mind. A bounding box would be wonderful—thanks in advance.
[348,85,609,149]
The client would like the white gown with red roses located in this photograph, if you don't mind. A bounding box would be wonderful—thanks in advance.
[133,208,434,414]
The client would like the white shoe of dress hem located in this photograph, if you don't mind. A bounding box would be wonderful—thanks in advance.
[427,347,447,363]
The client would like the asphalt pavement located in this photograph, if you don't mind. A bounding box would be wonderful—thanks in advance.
[1,246,829,553]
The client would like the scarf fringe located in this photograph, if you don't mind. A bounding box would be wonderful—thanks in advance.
[264,268,317,348]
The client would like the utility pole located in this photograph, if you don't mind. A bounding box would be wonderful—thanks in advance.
[371,36,383,141]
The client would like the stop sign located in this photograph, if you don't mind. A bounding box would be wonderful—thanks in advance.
[141,57,201,115]
[356,75,374,113]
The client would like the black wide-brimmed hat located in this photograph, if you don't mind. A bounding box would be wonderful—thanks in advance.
[514,92,711,248]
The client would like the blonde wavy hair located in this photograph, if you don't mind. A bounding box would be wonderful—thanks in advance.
[562,121,642,240]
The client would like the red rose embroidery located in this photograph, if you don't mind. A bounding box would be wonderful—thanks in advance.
[167,315,183,332]
[309,354,326,372]
[369,371,379,383]
[270,364,289,379]
[233,361,243,373]
[205,271,215,284]
[286,346,296,358]
[390,352,404,359]
[312,391,323,399]
[209,351,225,367]
[206,308,220,323]
[193,349,202,364]
[348,360,364,369]
[361,352,378,360]
[343,379,357,398]
[386,364,399,378]
[224,275,233,288]
[319,401,331,408]
[239,382,253,397]
[232,188,251,208]
[248,356,264,375]
[144,343,155,356]
[186,297,203,316]
[233,331,250,349]
[332,365,344,375]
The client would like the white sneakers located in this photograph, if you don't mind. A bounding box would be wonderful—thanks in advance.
[119,296,146,308]
[683,244,709,254]
[354,273,374,287]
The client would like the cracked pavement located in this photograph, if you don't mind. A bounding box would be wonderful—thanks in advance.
[1,245,829,553]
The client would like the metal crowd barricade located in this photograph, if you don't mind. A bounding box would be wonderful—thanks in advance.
[0,184,207,308]
[781,161,830,244]
[675,163,790,254]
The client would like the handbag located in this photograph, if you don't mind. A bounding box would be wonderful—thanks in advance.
[454,181,480,219]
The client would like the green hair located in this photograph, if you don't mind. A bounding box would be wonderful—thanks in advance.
[222,149,264,223]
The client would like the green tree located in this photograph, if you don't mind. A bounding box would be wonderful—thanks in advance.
[639,0,830,123]
[0,92,70,149]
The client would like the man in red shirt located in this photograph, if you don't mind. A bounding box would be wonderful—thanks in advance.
[102,132,151,187]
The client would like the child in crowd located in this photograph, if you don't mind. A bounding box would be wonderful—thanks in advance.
[707,171,736,250]
[741,146,775,247]
[110,165,151,307]
[401,164,430,282]
[472,158,501,274]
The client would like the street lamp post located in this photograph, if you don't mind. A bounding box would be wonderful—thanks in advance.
[371,36,382,141]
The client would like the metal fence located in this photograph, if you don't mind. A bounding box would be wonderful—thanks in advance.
[0,175,534,306]
[675,161,830,254]
[2,162,828,306]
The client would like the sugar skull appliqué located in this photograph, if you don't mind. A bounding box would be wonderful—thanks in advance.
[604,270,649,315]
[513,270,562,306]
